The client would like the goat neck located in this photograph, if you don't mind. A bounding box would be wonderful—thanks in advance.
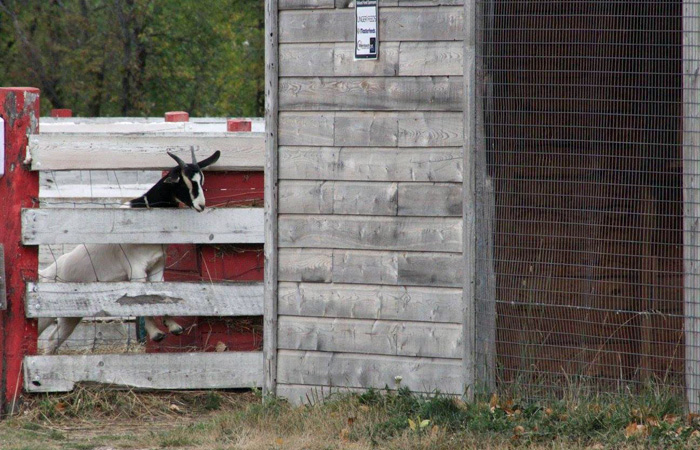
[125,177,181,209]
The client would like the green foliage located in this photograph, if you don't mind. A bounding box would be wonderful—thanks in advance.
[0,0,263,117]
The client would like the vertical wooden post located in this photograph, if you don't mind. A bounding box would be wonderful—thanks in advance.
[263,0,279,397]
[683,0,700,413]
[474,0,497,394]
[0,88,40,415]
[463,0,477,400]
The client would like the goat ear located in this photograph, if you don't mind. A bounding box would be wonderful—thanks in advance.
[167,151,187,170]
[196,150,221,169]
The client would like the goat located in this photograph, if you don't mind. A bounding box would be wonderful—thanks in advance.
[37,148,221,353]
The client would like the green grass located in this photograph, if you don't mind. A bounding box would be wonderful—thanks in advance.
[1,385,699,449]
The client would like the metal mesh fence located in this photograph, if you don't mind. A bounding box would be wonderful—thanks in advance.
[475,0,698,399]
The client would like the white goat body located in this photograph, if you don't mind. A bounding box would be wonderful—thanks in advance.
[37,148,221,353]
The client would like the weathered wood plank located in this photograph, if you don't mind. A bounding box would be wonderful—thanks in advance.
[22,208,264,245]
[26,282,263,318]
[334,113,400,147]
[278,249,463,287]
[398,112,464,147]
[684,0,700,413]
[279,43,399,77]
[38,320,137,353]
[279,8,463,43]
[277,383,365,405]
[399,41,463,76]
[278,112,464,148]
[30,133,265,171]
[278,248,333,283]
[278,282,462,323]
[279,112,335,146]
[265,0,280,397]
[279,147,463,182]
[398,183,462,216]
[279,181,398,215]
[278,316,462,358]
[280,77,463,111]
[277,350,462,393]
[333,250,400,284]
[279,180,334,214]
[279,215,461,251]
[24,352,263,392]
[463,0,477,400]
[40,170,160,199]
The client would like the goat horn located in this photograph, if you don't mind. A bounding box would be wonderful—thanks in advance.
[190,146,198,166]
[167,151,187,170]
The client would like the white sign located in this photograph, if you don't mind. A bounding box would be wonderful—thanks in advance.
[355,0,378,59]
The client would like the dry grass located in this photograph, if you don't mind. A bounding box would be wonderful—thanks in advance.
[1,385,700,449]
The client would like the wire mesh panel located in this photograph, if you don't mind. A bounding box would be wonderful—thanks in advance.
[475,0,699,399]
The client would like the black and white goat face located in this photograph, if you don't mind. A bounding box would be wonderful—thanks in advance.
[165,148,221,212]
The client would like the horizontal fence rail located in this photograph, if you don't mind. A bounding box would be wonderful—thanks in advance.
[22,208,264,245]
[24,352,263,392]
[26,281,263,318]
[29,132,265,171]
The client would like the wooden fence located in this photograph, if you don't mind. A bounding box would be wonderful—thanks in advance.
[0,97,267,400]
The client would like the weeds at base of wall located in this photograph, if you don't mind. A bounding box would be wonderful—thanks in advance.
[2,384,700,449]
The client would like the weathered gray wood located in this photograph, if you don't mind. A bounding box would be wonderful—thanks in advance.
[277,350,462,393]
[462,0,477,400]
[265,0,280,397]
[279,112,334,146]
[22,208,264,245]
[37,320,137,353]
[30,133,264,171]
[279,180,334,214]
[279,8,463,43]
[278,316,462,358]
[278,248,333,283]
[24,352,263,392]
[399,41,463,76]
[278,112,463,148]
[40,170,160,199]
[398,112,464,147]
[280,77,463,111]
[279,215,461,252]
[278,282,462,323]
[475,178,496,392]
[332,250,400,285]
[279,147,463,182]
[279,43,399,77]
[0,244,5,310]
[398,183,462,216]
[26,282,263,318]
[278,249,463,287]
[277,384,365,405]
[685,0,700,413]
[280,181,398,215]
[334,113,400,147]
[279,0,335,9]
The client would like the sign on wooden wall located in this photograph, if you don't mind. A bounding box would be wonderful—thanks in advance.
[355,0,378,59]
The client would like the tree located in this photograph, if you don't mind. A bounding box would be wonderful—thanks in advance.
[0,0,264,117]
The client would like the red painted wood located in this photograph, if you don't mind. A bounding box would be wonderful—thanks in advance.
[227,118,252,132]
[50,109,72,118]
[0,88,39,414]
[148,171,264,354]
[164,111,189,122]
[203,172,264,208]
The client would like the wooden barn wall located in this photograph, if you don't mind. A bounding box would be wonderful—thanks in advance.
[274,0,466,401]
[482,0,684,386]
